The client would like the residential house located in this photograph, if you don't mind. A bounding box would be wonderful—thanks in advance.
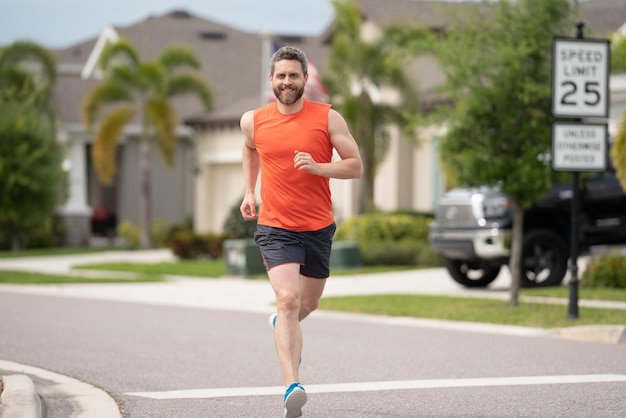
[52,10,327,244]
[48,0,626,245]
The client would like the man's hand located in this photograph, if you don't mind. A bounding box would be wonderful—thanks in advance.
[294,150,320,175]
[240,194,258,220]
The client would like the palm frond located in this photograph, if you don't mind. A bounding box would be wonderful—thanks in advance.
[0,40,57,87]
[92,105,136,185]
[0,68,36,100]
[99,39,141,74]
[144,98,176,167]
[0,40,57,109]
[612,33,626,73]
[166,74,214,110]
[157,45,200,73]
[81,81,133,128]
[138,62,167,96]
[108,66,140,89]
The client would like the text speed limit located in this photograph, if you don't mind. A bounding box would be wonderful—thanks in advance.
[552,38,610,118]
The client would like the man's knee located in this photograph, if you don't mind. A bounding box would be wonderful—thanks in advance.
[300,297,320,316]
[275,289,301,313]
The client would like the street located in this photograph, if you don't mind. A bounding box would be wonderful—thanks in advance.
[1,259,625,417]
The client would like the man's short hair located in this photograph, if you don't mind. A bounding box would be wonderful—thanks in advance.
[270,46,308,76]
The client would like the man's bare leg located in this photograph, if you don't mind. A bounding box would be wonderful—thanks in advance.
[268,263,304,385]
[299,275,327,321]
[269,265,328,386]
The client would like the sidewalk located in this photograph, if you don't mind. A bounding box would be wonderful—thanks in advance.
[0,249,624,418]
[1,249,625,312]
[1,249,624,343]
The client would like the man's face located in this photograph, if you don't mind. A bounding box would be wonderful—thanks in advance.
[271,60,307,105]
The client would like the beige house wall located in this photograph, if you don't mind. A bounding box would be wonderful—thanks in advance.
[194,124,246,233]
[411,139,439,213]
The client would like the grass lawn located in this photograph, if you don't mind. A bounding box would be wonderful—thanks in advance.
[73,259,227,278]
[0,270,162,284]
[522,286,626,302]
[318,294,626,329]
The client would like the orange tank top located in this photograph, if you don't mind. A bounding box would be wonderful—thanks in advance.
[253,99,334,232]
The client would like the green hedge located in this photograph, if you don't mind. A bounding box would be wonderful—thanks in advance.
[336,213,442,267]
[336,213,430,242]
[167,227,227,260]
[582,251,626,289]
[0,215,65,250]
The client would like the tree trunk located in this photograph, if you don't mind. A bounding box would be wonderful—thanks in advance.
[355,91,375,214]
[509,200,524,307]
[139,137,153,248]
[356,145,374,215]
[353,147,365,215]
[10,230,22,254]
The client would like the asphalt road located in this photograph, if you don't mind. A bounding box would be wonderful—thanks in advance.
[1,286,625,417]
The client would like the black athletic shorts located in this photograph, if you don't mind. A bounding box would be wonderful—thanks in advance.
[254,222,337,279]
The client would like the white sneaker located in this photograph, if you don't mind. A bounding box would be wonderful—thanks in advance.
[284,382,307,418]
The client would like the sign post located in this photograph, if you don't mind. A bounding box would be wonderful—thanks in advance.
[551,23,610,320]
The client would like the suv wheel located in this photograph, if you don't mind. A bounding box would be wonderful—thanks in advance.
[520,229,568,287]
[443,258,501,288]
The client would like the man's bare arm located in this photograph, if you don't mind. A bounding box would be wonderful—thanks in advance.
[240,110,260,220]
[293,109,363,179]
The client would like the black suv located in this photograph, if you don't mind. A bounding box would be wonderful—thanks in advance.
[428,166,626,288]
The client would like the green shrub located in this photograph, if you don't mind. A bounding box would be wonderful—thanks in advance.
[415,241,444,267]
[582,251,626,289]
[336,213,431,242]
[0,215,65,250]
[117,219,174,249]
[151,218,171,248]
[359,240,420,266]
[117,221,140,249]
[168,227,195,259]
[199,233,228,259]
[167,227,227,260]
[222,197,258,239]
[335,213,441,267]
[356,240,443,266]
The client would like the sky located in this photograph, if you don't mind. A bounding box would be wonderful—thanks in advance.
[0,0,335,49]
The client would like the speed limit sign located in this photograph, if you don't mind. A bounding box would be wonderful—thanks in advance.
[552,37,610,118]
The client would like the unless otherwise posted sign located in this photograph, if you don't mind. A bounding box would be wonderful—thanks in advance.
[551,122,607,171]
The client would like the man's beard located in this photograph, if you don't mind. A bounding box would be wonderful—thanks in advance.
[274,85,305,105]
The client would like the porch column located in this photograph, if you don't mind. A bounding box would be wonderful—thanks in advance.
[59,139,91,245]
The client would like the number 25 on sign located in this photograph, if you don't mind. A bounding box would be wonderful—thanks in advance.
[552,37,610,119]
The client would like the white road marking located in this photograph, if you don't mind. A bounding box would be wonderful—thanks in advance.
[126,374,626,400]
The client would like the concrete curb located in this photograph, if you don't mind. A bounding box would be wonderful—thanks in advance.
[0,360,122,418]
[547,325,626,344]
[0,374,42,418]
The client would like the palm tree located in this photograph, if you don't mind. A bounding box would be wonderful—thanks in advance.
[0,40,57,115]
[0,41,63,251]
[325,0,426,214]
[82,39,214,248]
